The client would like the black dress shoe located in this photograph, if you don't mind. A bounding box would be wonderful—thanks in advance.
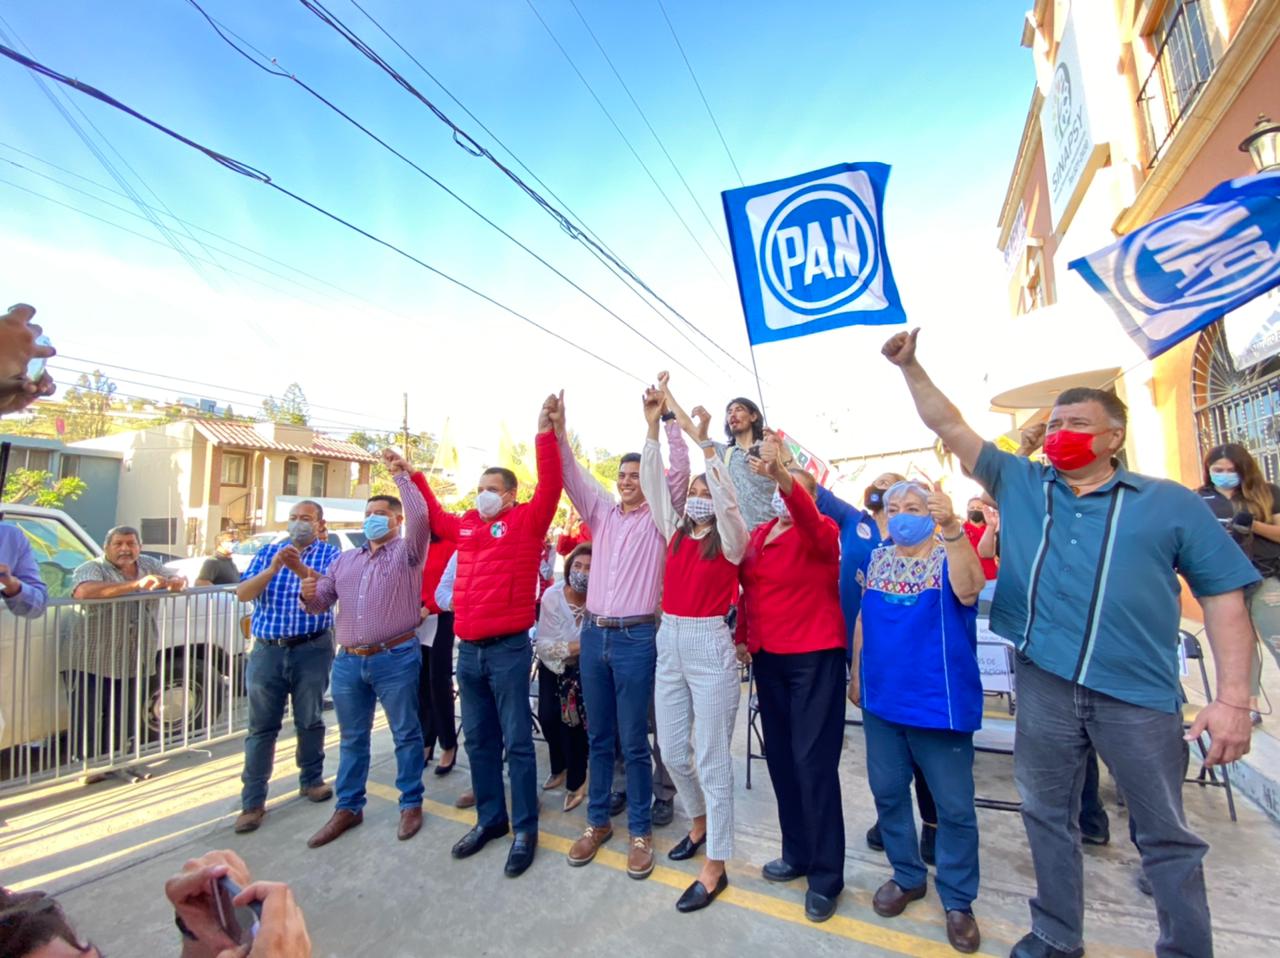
[651,797,674,827]
[504,831,537,877]
[1009,932,1085,958]
[866,822,884,852]
[450,822,510,859]
[920,823,937,866]
[761,858,804,883]
[608,791,627,817]
[433,752,457,777]
[804,889,839,923]
[667,833,706,861]
[676,872,728,913]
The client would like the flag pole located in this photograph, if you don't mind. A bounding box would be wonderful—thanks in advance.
[747,345,768,426]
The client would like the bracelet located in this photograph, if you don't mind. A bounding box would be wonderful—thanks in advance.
[698,439,716,450]
[1214,699,1253,712]
[660,411,676,422]
[942,530,967,542]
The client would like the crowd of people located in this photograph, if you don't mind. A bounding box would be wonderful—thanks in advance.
[0,306,1271,958]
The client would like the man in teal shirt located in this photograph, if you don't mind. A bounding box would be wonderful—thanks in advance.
[883,328,1256,958]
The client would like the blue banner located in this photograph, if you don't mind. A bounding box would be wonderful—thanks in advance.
[1069,171,1280,359]
[723,162,905,346]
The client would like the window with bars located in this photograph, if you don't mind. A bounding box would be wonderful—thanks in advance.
[1192,326,1280,481]
[1138,0,1217,166]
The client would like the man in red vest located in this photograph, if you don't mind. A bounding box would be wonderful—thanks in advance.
[416,392,565,878]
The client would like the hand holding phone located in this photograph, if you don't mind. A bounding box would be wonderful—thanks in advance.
[214,876,262,946]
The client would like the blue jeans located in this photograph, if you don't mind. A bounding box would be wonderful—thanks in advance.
[456,632,538,832]
[330,641,424,812]
[240,631,335,811]
[580,620,656,835]
[863,711,979,912]
[1014,655,1207,957]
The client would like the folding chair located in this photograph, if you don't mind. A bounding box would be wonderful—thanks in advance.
[1180,630,1237,822]
[744,663,766,789]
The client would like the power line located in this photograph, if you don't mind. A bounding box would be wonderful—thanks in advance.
[299,0,756,378]
[565,0,730,255]
[523,0,731,284]
[0,41,651,386]
[654,0,744,187]
[183,0,710,385]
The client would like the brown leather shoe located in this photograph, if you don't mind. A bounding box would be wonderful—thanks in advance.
[234,808,265,834]
[872,879,927,917]
[306,809,363,848]
[300,782,333,802]
[627,834,655,880]
[454,789,476,809]
[567,824,613,866]
[945,910,980,954]
[398,807,423,841]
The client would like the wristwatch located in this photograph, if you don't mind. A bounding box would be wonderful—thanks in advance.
[660,411,676,422]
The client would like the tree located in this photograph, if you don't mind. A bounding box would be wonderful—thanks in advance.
[62,371,118,440]
[3,468,87,508]
[262,383,310,425]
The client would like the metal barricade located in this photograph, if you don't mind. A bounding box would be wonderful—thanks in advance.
[0,586,254,792]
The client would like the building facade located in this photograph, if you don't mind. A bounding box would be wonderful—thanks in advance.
[993,0,1280,486]
[0,436,122,542]
[71,419,375,554]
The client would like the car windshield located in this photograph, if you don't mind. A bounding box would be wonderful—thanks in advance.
[4,516,98,599]
[232,535,274,556]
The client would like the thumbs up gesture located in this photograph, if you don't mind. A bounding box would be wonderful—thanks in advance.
[299,568,319,601]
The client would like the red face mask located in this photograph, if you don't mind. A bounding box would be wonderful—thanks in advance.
[1043,429,1100,472]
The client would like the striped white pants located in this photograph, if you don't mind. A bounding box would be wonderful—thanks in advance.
[654,613,740,861]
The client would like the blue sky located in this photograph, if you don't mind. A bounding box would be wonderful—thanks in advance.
[0,0,1032,465]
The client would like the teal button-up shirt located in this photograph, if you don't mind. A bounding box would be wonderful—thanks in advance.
[973,442,1258,712]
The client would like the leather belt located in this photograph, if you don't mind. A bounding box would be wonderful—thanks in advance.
[590,614,657,630]
[465,632,526,649]
[341,630,417,657]
[257,629,327,649]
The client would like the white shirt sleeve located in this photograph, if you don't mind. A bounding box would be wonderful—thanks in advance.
[640,438,679,540]
[706,452,749,564]
[534,585,575,674]
[434,553,458,611]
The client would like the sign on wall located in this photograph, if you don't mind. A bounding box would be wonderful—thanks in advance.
[723,162,905,346]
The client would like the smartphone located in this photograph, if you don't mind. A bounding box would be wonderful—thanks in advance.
[747,443,762,459]
[214,876,262,946]
[26,334,51,381]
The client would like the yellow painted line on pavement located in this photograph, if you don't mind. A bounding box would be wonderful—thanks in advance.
[366,784,991,958]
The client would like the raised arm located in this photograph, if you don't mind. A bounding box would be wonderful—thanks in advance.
[927,488,985,606]
[552,391,611,528]
[883,328,983,473]
[409,463,461,541]
[655,373,691,513]
[762,431,839,554]
[640,385,679,539]
[705,445,749,564]
[530,392,567,538]
[814,483,858,530]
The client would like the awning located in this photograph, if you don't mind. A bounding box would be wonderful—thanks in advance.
[985,302,1144,411]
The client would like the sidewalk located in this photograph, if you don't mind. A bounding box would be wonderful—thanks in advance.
[2,690,1278,957]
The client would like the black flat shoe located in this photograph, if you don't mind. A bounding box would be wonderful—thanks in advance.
[866,822,884,851]
[608,791,627,817]
[504,831,537,877]
[651,797,674,827]
[676,872,728,913]
[434,753,457,777]
[804,889,839,923]
[667,833,706,861]
[761,858,804,883]
[450,822,510,859]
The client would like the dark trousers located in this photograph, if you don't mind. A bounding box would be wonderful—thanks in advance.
[417,612,458,752]
[456,633,538,832]
[1014,655,1208,958]
[71,672,139,760]
[538,661,588,791]
[754,647,847,898]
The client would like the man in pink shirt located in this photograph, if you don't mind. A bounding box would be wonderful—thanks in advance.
[557,381,689,880]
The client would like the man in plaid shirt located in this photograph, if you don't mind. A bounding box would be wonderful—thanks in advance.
[233,501,340,835]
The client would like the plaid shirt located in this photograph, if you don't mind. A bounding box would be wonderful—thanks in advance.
[244,539,339,639]
[71,555,166,679]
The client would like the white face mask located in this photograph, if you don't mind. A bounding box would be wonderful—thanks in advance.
[476,490,504,520]
[770,489,789,519]
[684,496,716,524]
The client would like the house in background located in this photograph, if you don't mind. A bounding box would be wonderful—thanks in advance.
[71,419,376,555]
[0,435,122,542]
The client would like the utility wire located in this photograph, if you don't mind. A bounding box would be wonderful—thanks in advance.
[565,0,730,255]
[654,0,745,187]
[0,42,650,385]
[303,0,754,376]
[184,0,710,384]
[523,0,731,284]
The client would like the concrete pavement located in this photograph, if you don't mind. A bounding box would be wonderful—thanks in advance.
[2,692,1278,957]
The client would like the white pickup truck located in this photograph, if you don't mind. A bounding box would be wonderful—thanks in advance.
[0,505,249,774]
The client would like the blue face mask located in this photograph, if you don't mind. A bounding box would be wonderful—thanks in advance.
[1210,472,1240,490]
[363,514,392,541]
[888,512,936,547]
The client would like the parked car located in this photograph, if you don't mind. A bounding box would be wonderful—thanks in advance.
[0,504,249,764]
[228,529,367,573]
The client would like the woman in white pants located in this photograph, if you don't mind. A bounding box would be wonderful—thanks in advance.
[640,390,749,912]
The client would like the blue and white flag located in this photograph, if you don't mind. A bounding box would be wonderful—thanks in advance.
[723,162,905,346]
[1069,171,1280,359]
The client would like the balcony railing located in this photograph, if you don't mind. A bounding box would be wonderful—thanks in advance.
[1137,0,1217,168]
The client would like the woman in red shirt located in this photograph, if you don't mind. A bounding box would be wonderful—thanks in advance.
[640,396,750,914]
[738,431,847,924]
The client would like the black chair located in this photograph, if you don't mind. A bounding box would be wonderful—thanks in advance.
[744,663,766,789]
[1180,630,1237,822]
